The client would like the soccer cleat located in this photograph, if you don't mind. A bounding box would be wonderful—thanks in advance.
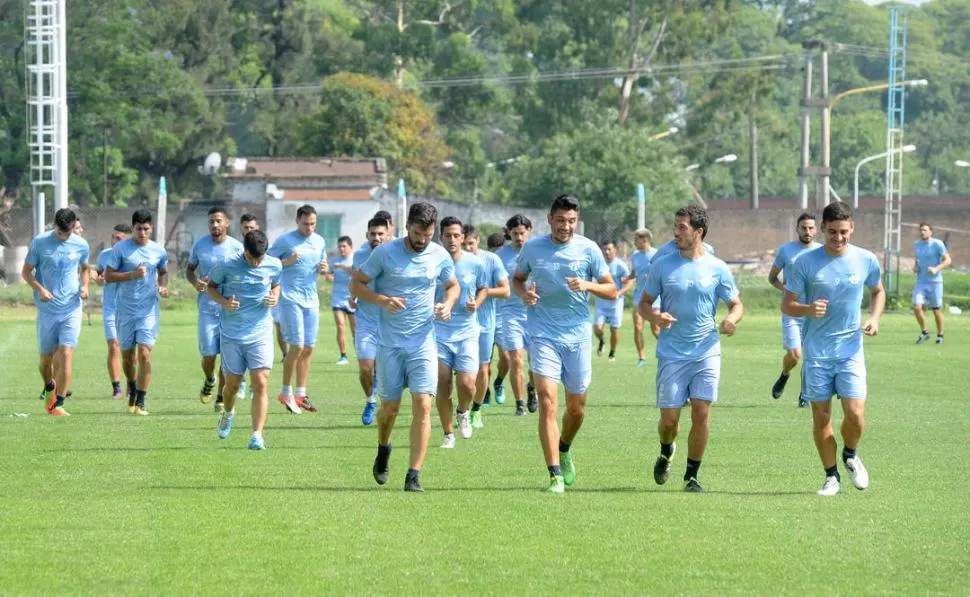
[515,403,526,416]
[470,410,484,429]
[608,355,616,362]
[798,395,809,408]
[132,406,149,416]
[936,335,944,345]
[278,394,302,415]
[440,433,456,449]
[373,447,391,485]
[39,383,55,403]
[561,452,576,486]
[199,379,214,404]
[653,444,676,485]
[771,373,790,399]
[336,356,349,365]
[493,380,506,405]
[684,478,705,493]
[127,405,137,414]
[49,406,70,417]
[845,457,869,490]
[218,411,235,440]
[45,394,58,414]
[817,475,841,496]
[248,435,265,450]
[596,338,604,356]
[457,412,473,439]
[527,385,538,413]
[214,402,225,414]
[546,475,565,494]
[361,402,377,426]
[236,381,247,401]
[404,473,423,493]
[916,331,930,345]
[111,389,123,400]
[296,395,318,413]
[636,359,648,369]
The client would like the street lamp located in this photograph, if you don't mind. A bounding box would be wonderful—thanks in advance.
[685,153,738,207]
[649,127,679,141]
[853,144,916,208]
[955,160,970,168]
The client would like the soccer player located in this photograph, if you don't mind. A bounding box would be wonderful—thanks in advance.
[653,236,715,259]
[641,205,743,493]
[351,201,458,492]
[592,240,630,362]
[95,224,132,400]
[104,209,169,415]
[495,214,538,416]
[186,207,244,412]
[782,201,884,496]
[23,208,90,416]
[768,213,819,407]
[207,230,282,450]
[351,216,391,426]
[484,232,509,406]
[462,226,510,429]
[435,218,488,447]
[328,235,356,365]
[240,213,259,236]
[72,218,84,236]
[513,195,615,493]
[243,211,289,362]
[268,204,328,415]
[912,223,951,345]
[620,228,658,368]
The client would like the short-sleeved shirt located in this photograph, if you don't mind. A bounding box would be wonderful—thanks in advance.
[267,230,326,309]
[631,248,658,297]
[773,240,822,303]
[189,235,244,315]
[496,245,527,318]
[25,231,90,314]
[329,253,354,306]
[360,238,455,349]
[96,248,118,313]
[645,252,739,361]
[914,238,947,284]
[785,245,881,362]
[352,244,379,329]
[435,251,486,342]
[209,254,283,342]
[597,258,630,308]
[106,238,168,320]
[653,239,716,260]
[476,250,508,331]
[515,234,610,345]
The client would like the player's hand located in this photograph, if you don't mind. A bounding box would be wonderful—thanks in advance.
[565,277,587,292]
[382,296,406,314]
[719,318,737,336]
[809,299,828,319]
[434,302,451,320]
[653,312,677,329]
[158,286,169,299]
[283,252,300,266]
[225,294,239,312]
[95,274,106,287]
[318,260,328,274]
[193,277,208,293]
[262,293,278,308]
[465,297,478,313]
[862,319,879,336]
[522,286,540,306]
[348,297,358,310]
[38,287,54,302]
[80,287,89,300]
[131,263,148,279]
[928,266,939,276]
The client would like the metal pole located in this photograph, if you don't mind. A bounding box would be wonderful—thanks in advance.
[34,191,46,236]
[54,0,68,210]
[821,49,831,207]
[749,100,759,209]
[157,177,168,245]
[798,54,813,210]
[636,184,646,229]
[396,178,407,238]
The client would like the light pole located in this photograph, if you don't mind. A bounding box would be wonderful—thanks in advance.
[853,145,916,208]
[649,127,679,141]
[685,153,737,207]
[955,160,970,168]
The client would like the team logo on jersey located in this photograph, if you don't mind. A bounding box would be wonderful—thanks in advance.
[462,273,476,284]
[698,275,715,288]
[569,261,584,272]
[848,273,860,285]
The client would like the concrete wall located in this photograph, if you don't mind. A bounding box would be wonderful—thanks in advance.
[378,193,551,236]
[264,199,379,249]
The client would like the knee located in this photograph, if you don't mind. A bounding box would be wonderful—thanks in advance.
[565,399,585,418]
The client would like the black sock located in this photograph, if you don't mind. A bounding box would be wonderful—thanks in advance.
[471,402,482,412]
[527,383,535,393]
[516,399,525,408]
[779,371,790,379]
[406,468,419,479]
[484,388,491,401]
[135,390,146,408]
[559,440,570,453]
[216,394,224,404]
[842,447,857,464]
[494,377,504,387]
[548,465,561,477]
[684,458,701,481]
[378,443,392,457]
[825,465,840,480]
[44,381,55,392]
[112,381,121,394]
[922,329,929,335]
[937,333,944,338]
[54,394,65,407]
[456,408,466,416]
[608,350,615,358]
[127,380,136,394]
[660,442,674,458]
[341,353,347,359]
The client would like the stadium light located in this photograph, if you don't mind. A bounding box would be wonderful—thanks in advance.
[853,145,917,208]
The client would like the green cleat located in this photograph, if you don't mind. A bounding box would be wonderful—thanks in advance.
[560,452,576,486]
[545,475,565,494]
[470,410,484,429]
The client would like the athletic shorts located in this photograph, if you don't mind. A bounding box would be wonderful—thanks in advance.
[280,303,319,348]
[37,306,82,354]
[377,336,437,401]
[118,309,160,351]
[437,336,479,374]
[529,336,592,395]
[197,310,221,357]
[594,299,624,329]
[656,355,721,409]
[478,327,496,366]
[497,312,528,352]
[781,314,804,351]
[355,325,379,361]
[331,299,356,314]
[912,281,943,310]
[102,309,117,341]
[803,353,867,401]
[221,335,274,376]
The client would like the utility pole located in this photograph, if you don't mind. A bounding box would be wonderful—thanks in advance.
[820,48,832,207]
[797,40,832,211]
[749,91,759,210]
[798,52,813,209]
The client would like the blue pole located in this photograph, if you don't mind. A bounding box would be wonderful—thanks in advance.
[396,179,407,238]
[636,183,646,230]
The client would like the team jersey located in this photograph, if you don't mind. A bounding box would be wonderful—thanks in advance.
[496,245,527,318]
[475,250,508,331]
[106,238,168,320]
[435,251,486,342]
[352,244,379,329]
[25,231,90,314]
[631,248,658,298]
[597,258,630,308]
[773,240,822,303]
[267,230,326,309]
[96,247,118,314]
[329,253,354,307]
[188,235,244,315]
[209,254,283,342]
[914,238,947,284]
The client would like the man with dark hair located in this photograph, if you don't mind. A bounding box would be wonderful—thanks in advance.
[207,230,282,449]
[496,214,538,415]
[240,214,259,236]
[592,240,631,362]
[104,209,169,415]
[620,228,658,368]
[484,232,509,406]
[236,215,285,360]
[912,222,950,344]
[352,201,459,492]
[23,208,90,416]
[328,235,356,365]
[352,216,391,425]
[463,226,510,428]
[783,201,884,496]
[768,212,819,407]
[186,206,245,412]
[268,204,328,415]
[641,204,744,493]
[514,195,615,493]
[95,224,132,400]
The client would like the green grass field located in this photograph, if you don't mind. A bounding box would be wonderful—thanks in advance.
[1,307,968,595]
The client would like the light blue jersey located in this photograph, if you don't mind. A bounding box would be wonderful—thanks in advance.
[96,248,118,315]
[267,230,326,309]
[360,238,455,349]
[329,253,354,308]
[631,248,658,299]
[597,258,630,308]
[645,252,739,361]
[106,238,168,320]
[25,231,90,314]
[435,251,486,342]
[476,250,508,331]
[209,254,283,342]
[773,240,821,302]
[653,239,715,260]
[914,238,947,284]
[515,234,610,345]
[785,245,881,362]
[189,235,244,315]
[496,245,527,317]
[352,244,379,329]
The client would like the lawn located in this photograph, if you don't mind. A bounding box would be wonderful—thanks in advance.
[0,306,967,595]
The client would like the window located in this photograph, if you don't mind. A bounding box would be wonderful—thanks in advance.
[316,214,342,253]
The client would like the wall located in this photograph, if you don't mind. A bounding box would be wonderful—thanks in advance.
[378,193,551,236]
[264,199,380,251]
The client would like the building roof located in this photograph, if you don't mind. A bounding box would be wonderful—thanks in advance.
[276,188,376,202]
[225,157,387,180]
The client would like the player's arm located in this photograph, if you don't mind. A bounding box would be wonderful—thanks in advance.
[79,262,91,299]
[105,266,139,283]
[262,283,281,307]
[781,291,827,319]
[720,297,744,336]
[185,262,205,291]
[350,269,403,313]
[619,273,636,297]
[575,273,617,300]
[487,277,511,299]
[21,264,51,300]
[157,265,169,298]
[441,277,460,311]
[206,280,238,311]
[767,265,785,292]
[929,252,952,275]
[862,281,886,336]
[639,292,675,328]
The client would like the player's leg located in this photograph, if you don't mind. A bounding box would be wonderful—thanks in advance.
[835,355,869,490]
[558,340,592,488]
[632,309,647,365]
[219,367,242,441]
[930,282,944,342]
[403,337,437,491]
[528,338,565,491]
[198,311,220,405]
[294,306,319,412]
[104,311,122,399]
[678,355,719,492]
[435,345,456,447]
[912,285,930,343]
[333,309,348,362]
[274,321,288,360]
[356,324,379,425]
[373,345,405,486]
[493,323,510,403]
[654,358,687,485]
[453,337,479,439]
[278,304,304,414]
[803,359,840,495]
[772,316,802,399]
[471,328,494,428]
[249,368,270,449]
[592,314,606,356]
[508,347,526,415]
[36,314,56,402]
[348,312,356,340]
[134,343,153,414]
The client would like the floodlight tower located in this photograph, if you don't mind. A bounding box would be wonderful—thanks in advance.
[883,5,909,300]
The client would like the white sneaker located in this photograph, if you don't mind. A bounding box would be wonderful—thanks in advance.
[440,433,456,449]
[457,411,473,439]
[845,457,869,490]
[236,381,248,401]
[817,475,841,496]
[279,393,302,415]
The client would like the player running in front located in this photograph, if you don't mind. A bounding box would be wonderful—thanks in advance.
[912,223,951,345]
[328,235,356,365]
[621,228,658,368]
[592,239,630,362]
[351,215,391,426]
[95,224,131,400]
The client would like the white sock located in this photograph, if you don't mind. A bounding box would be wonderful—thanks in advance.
[252,430,262,440]
[281,385,292,396]
[367,394,377,404]
[295,387,306,396]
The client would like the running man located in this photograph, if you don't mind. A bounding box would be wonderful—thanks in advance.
[514,195,616,493]
[104,209,169,415]
[351,201,458,492]
[768,213,819,407]
[243,214,289,362]
[23,208,90,416]
[435,218,488,448]
[328,235,356,365]
[186,207,244,412]
[268,204,328,415]
[783,201,884,496]
[495,214,538,415]
[912,223,951,345]
[484,232,509,406]
[621,228,658,368]
[240,213,259,236]
[208,230,283,450]
[95,224,131,400]
[351,216,391,426]
[641,205,743,493]
[592,240,630,362]
[462,225,510,428]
